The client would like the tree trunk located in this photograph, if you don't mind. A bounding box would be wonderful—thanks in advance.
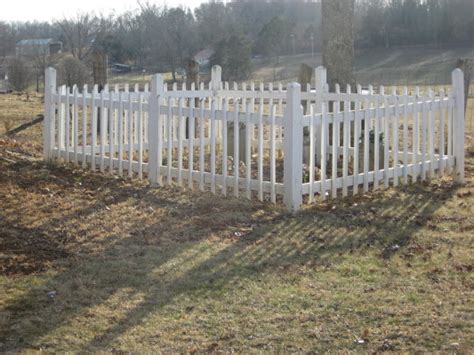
[321,0,355,93]
[456,58,471,113]
[92,50,108,134]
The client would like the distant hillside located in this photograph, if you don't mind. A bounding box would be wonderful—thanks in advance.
[251,45,474,86]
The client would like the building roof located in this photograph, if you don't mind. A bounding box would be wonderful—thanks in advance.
[17,38,55,46]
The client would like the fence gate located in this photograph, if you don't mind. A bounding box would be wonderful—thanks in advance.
[43,66,466,211]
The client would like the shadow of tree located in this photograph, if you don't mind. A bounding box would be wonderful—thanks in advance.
[0,158,460,351]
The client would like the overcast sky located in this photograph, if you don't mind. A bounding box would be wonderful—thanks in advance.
[2,0,210,22]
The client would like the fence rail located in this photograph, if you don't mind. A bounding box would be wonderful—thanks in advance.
[43,66,466,211]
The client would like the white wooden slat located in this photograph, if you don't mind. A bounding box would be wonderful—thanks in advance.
[124,84,129,144]
[118,91,124,176]
[373,87,381,190]
[234,98,240,197]
[142,83,150,143]
[222,98,228,196]
[392,87,399,187]
[157,94,163,185]
[363,95,370,192]
[188,94,195,189]
[342,85,350,197]
[428,89,435,178]
[447,92,453,174]
[210,98,217,194]
[100,88,106,173]
[177,98,184,186]
[309,105,315,203]
[402,87,409,184]
[199,100,205,191]
[270,105,276,203]
[91,85,98,171]
[109,87,115,174]
[114,85,119,145]
[167,96,173,185]
[258,104,264,201]
[138,92,144,179]
[65,87,70,163]
[73,87,79,164]
[332,85,340,198]
[82,85,88,168]
[320,102,328,200]
[134,84,139,144]
[278,82,284,143]
[128,91,134,177]
[383,88,390,188]
[245,102,252,200]
[439,89,446,177]
[421,92,428,181]
[412,88,420,181]
[353,84,361,194]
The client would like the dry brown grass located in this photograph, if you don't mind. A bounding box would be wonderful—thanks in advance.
[0,92,473,352]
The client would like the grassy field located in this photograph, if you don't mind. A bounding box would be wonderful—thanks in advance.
[0,88,473,352]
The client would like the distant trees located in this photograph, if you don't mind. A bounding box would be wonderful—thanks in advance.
[211,35,252,81]
[255,16,293,58]
[0,0,471,87]
[7,59,30,91]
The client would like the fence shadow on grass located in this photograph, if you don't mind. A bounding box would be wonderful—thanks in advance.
[0,160,459,351]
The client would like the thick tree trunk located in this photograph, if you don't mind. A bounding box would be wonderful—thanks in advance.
[321,0,355,92]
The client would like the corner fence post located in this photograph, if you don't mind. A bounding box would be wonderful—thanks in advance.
[284,82,303,212]
[149,74,164,185]
[314,66,327,165]
[452,69,465,184]
[43,67,57,161]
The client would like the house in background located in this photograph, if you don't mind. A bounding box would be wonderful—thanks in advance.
[16,39,62,58]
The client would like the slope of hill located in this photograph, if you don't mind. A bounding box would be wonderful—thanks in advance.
[251,45,474,86]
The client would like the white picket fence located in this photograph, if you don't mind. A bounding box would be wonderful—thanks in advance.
[43,66,466,211]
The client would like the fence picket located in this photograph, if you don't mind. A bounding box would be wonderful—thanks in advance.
[234,99,240,197]
[91,85,98,171]
[199,100,205,191]
[402,87,409,184]
[222,98,228,196]
[245,102,252,200]
[138,92,144,179]
[100,88,106,173]
[118,91,124,176]
[258,104,264,201]
[178,98,184,186]
[65,87,70,163]
[353,84,361,194]
[342,85,350,197]
[109,87,115,174]
[270,105,276,203]
[439,89,446,177]
[73,87,79,165]
[82,85,88,168]
[321,103,328,200]
[188,93,195,189]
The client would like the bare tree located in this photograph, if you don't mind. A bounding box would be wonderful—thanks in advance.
[58,56,90,88]
[57,14,112,61]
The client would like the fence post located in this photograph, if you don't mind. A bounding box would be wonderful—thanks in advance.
[284,82,303,212]
[43,67,57,161]
[149,74,164,185]
[314,66,327,165]
[452,69,465,183]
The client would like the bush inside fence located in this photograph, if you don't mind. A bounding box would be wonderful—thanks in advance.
[43,66,466,211]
